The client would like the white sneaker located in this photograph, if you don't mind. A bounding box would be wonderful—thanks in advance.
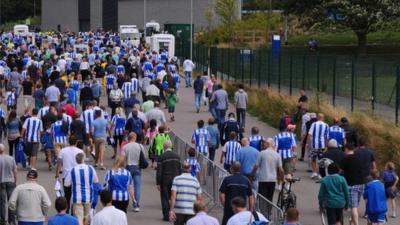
[310,173,318,179]
[133,207,140,212]
[317,175,322,180]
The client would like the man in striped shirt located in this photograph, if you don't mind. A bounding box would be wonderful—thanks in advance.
[121,78,133,99]
[274,124,297,176]
[131,75,141,94]
[81,102,95,158]
[248,126,264,151]
[52,113,69,158]
[169,162,202,225]
[220,132,242,172]
[21,108,43,169]
[191,120,210,156]
[65,153,99,225]
[328,118,346,148]
[308,113,329,179]
[38,101,50,119]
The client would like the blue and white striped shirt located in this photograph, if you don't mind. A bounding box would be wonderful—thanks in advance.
[52,120,68,144]
[65,164,99,204]
[5,92,15,107]
[70,80,81,91]
[131,78,140,93]
[223,140,241,165]
[105,74,116,90]
[0,108,6,118]
[308,121,329,149]
[186,157,201,177]
[249,135,263,151]
[81,109,94,134]
[328,125,346,147]
[111,115,126,136]
[274,132,297,159]
[23,116,43,143]
[122,82,133,99]
[104,168,133,201]
[191,128,210,155]
[38,106,49,119]
[63,113,72,125]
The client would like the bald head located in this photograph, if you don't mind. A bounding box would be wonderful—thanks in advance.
[318,113,325,121]
[241,138,249,147]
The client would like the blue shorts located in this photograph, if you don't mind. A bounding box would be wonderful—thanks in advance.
[367,212,386,223]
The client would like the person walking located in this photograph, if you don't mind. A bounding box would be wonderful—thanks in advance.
[206,118,220,162]
[92,109,109,170]
[283,208,301,225]
[9,170,51,225]
[274,124,297,177]
[91,190,128,225]
[183,57,195,88]
[123,132,145,212]
[252,138,284,203]
[363,170,388,225]
[110,107,127,158]
[193,76,204,113]
[145,101,166,127]
[210,84,228,129]
[156,141,182,221]
[0,144,17,225]
[169,162,202,225]
[109,84,124,116]
[104,156,135,213]
[328,118,346,148]
[382,162,399,218]
[48,197,79,225]
[234,84,248,130]
[226,197,268,225]
[126,109,146,144]
[220,132,242,172]
[318,163,349,225]
[219,162,254,225]
[55,135,85,213]
[21,108,43,170]
[6,110,21,157]
[308,113,329,179]
[186,201,219,225]
[64,153,99,225]
[248,127,264,151]
[222,113,241,144]
[236,138,259,185]
[191,120,210,157]
[91,80,102,105]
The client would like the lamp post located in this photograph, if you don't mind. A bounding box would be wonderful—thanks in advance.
[190,0,193,60]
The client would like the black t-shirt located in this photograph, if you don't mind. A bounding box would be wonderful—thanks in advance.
[355,148,375,181]
[22,81,33,95]
[70,120,86,142]
[341,153,364,186]
[322,147,345,166]
[219,174,252,212]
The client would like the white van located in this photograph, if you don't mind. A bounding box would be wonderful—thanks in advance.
[119,25,141,47]
[150,34,175,58]
[13,25,30,36]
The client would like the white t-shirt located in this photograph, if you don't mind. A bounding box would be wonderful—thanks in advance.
[80,61,90,70]
[227,211,268,225]
[91,206,127,225]
[0,65,4,75]
[58,146,85,178]
[183,59,194,72]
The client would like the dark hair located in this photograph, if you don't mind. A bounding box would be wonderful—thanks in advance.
[229,131,237,140]
[95,109,102,118]
[55,197,68,212]
[251,127,259,135]
[188,148,196,157]
[7,110,17,123]
[69,135,77,145]
[150,119,157,130]
[197,120,204,128]
[231,197,246,209]
[32,108,38,115]
[238,84,244,89]
[286,208,299,222]
[357,136,368,146]
[100,190,113,205]
[327,163,340,175]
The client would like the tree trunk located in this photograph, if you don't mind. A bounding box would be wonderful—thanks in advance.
[356,31,367,55]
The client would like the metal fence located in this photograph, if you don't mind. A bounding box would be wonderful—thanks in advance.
[178,43,400,124]
[168,131,285,225]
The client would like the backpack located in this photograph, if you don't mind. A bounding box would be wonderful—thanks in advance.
[249,211,268,225]
[130,117,143,135]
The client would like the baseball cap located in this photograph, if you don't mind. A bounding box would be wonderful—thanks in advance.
[27,169,38,179]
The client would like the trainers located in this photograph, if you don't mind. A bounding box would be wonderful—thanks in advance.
[133,207,140,212]
[310,173,318,179]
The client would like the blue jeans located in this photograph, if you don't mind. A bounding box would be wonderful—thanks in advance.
[194,93,202,111]
[126,165,142,208]
[185,71,192,87]
[236,108,246,129]
[216,109,226,128]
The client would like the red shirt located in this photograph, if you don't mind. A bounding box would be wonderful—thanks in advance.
[64,104,76,117]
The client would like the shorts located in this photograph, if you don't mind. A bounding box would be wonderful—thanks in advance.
[54,143,66,156]
[310,148,324,161]
[94,138,106,154]
[367,212,386,223]
[385,187,398,199]
[326,208,343,225]
[348,185,364,208]
[282,158,294,175]
[168,106,175,113]
[25,142,39,157]
[72,202,91,224]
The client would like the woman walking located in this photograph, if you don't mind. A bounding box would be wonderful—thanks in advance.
[110,107,127,158]
[6,110,21,156]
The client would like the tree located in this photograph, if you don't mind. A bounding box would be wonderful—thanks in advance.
[204,7,214,31]
[280,0,400,54]
[215,0,238,28]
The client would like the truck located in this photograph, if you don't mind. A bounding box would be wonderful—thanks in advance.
[149,34,175,58]
[119,25,141,47]
[144,20,160,44]
[13,24,29,36]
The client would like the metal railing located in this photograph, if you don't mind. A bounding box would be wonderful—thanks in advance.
[169,131,285,225]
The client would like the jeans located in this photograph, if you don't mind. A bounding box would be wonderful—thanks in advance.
[236,108,246,129]
[194,93,202,111]
[0,182,16,225]
[184,71,192,87]
[258,181,276,218]
[209,101,217,119]
[126,165,141,208]
[160,183,172,220]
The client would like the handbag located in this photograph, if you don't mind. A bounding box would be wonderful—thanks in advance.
[139,144,149,169]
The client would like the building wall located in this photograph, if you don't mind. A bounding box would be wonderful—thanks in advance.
[42,0,79,32]
[91,0,103,29]
[118,0,226,31]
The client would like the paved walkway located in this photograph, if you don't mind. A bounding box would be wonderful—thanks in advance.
[13,83,399,225]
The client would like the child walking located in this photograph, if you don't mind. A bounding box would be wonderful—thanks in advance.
[186,148,200,177]
[166,88,177,121]
[383,162,399,218]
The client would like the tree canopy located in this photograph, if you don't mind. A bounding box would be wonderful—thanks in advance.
[280,0,400,54]
[0,0,41,24]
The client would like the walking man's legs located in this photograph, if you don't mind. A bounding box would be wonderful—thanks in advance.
[194,93,202,112]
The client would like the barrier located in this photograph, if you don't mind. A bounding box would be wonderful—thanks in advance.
[169,131,285,225]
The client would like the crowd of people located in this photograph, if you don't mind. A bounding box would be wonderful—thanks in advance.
[0,28,398,225]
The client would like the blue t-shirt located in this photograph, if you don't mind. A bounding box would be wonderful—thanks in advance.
[236,146,259,175]
[363,180,388,214]
[92,118,108,139]
[48,214,79,225]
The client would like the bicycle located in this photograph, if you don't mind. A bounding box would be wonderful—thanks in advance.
[277,178,300,214]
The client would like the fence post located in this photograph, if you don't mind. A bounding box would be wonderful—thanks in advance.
[351,60,355,112]
[332,57,337,106]
[278,54,281,92]
[249,49,253,87]
[241,50,245,83]
[289,53,293,95]
[220,48,224,81]
[302,55,306,89]
[396,66,400,125]
[268,50,271,87]
[316,55,320,92]
[258,50,262,88]
[371,63,376,111]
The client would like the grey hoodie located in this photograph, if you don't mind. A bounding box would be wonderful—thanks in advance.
[234,89,248,109]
